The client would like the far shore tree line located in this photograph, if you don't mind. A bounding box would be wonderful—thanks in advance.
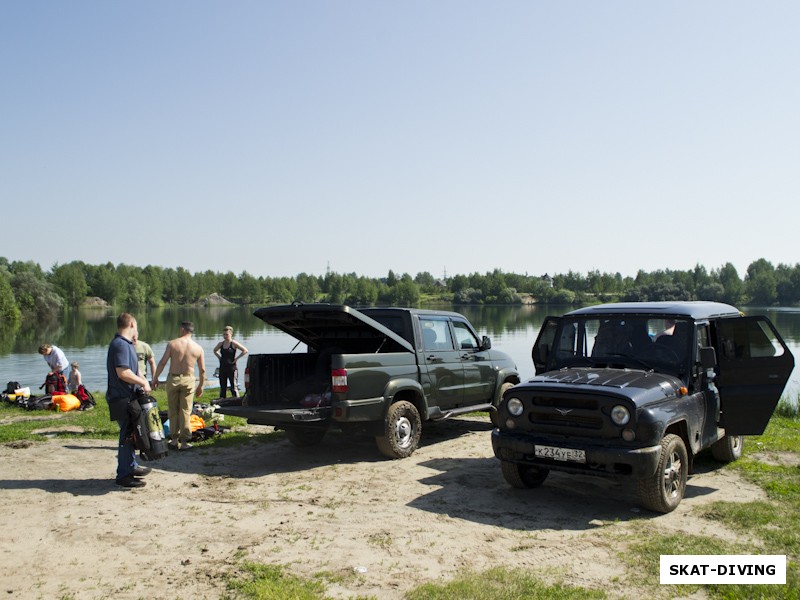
[0,256,797,328]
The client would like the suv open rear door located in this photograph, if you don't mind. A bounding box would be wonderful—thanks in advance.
[716,316,795,435]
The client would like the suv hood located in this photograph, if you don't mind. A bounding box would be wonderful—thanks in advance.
[527,367,683,405]
[253,303,414,353]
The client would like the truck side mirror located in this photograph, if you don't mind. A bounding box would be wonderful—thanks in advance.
[480,336,492,351]
[699,346,717,369]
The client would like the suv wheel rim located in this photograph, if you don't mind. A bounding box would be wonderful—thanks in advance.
[663,451,682,498]
[395,416,412,448]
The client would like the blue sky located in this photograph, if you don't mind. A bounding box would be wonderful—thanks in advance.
[1,2,798,281]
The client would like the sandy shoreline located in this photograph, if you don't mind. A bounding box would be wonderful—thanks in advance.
[0,416,765,599]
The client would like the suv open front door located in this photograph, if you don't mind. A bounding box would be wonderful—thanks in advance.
[716,316,795,435]
[532,317,560,374]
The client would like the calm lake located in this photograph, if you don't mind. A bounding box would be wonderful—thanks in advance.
[2,304,800,399]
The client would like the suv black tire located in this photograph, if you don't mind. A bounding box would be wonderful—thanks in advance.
[376,400,422,459]
[637,434,688,513]
[711,434,743,463]
[284,427,326,447]
[500,460,549,488]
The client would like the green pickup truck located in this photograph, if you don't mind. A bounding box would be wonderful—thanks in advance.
[216,303,519,458]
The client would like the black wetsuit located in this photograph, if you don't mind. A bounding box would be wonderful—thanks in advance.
[218,343,238,398]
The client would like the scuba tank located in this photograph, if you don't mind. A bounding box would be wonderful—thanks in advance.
[131,390,169,460]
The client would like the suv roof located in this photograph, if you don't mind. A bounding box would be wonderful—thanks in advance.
[566,301,742,320]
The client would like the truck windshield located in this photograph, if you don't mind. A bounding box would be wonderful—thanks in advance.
[550,316,691,375]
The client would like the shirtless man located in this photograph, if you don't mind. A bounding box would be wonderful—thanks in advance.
[153,321,206,450]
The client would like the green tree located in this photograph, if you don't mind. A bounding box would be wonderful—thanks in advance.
[50,262,88,307]
[414,271,436,293]
[295,273,320,303]
[346,277,378,306]
[239,271,261,304]
[622,282,691,302]
[142,265,165,306]
[221,271,239,299]
[715,262,743,305]
[265,277,294,303]
[324,273,346,303]
[0,269,21,327]
[196,270,220,299]
[175,267,196,304]
[122,278,147,305]
[746,259,777,305]
[12,270,63,320]
[389,277,419,306]
[86,263,121,304]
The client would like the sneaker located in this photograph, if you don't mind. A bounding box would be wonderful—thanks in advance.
[179,442,193,451]
[116,475,146,488]
[132,466,152,477]
[168,441,179,450]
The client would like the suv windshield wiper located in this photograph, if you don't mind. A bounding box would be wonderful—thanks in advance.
[594,353,655,371]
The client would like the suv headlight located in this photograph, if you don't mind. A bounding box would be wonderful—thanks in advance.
[610,405,630,426]
[507,397,524,417]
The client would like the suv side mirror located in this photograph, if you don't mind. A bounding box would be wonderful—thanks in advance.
[699,346,717,369]
[480,336,492,351]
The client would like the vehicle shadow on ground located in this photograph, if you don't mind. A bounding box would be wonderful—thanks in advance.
[406,456,723,531]
[150,416,496,478]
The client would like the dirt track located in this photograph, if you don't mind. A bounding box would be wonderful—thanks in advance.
[0,416,764,599]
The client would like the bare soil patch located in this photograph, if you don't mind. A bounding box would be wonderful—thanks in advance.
[0,417,766,599]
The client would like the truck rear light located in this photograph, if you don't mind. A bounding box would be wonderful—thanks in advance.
[244,367,250,390]
[331,369,348,393]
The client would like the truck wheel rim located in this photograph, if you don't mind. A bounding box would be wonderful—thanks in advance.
[395,417,412,448]
[663,451,682,498]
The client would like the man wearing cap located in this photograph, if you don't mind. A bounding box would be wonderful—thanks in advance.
[153,321,206,451]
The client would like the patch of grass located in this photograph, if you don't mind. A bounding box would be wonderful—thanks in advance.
[366,530,392,550]
[747,414,800,454]
[624,531,800,600]
[225,563,604,600]
[226,563,326,599]
[0,388,258,446]
[405,567,606,600]
[774,396,800,420]
[617,414,800,599]
[0,396,118,442]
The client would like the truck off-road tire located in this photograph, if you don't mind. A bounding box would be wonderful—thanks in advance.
[375,400,422,459]
[711,434,743,463]
[490,382,515,428]
[284,427,326,448]
[500,460,549,489]
[637,434,688,513]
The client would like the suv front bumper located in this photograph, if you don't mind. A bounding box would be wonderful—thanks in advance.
[491,429,662,479]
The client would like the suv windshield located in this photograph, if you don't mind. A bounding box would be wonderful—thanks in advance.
[549,316,692,375]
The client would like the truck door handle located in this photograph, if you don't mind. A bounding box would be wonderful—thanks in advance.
[460,354,472,360]
[427,355,442,363]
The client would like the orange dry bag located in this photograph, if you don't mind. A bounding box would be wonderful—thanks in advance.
[51,393,81,412]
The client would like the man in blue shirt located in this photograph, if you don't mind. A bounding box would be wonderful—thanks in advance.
[107,312,152,488]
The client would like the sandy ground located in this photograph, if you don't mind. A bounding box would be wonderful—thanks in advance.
[0,416,767,599]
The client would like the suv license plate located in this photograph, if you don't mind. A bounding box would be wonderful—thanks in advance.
[534,445,586,463]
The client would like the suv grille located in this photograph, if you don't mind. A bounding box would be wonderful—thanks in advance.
[526,394,606,433]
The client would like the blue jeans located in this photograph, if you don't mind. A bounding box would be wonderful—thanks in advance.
[115,412,138,480]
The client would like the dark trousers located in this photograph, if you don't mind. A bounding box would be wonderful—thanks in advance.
[219,367,238,398]
[115,412,137,480]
